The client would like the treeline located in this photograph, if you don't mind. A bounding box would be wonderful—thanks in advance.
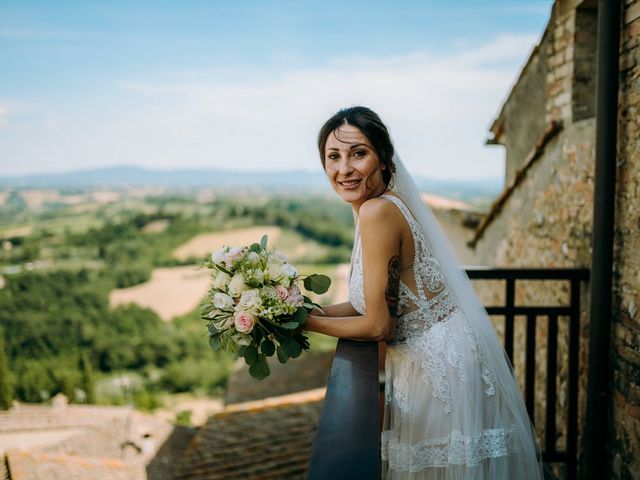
[0,268,231,407]
[2,195,356,280]
[218,196,355,262]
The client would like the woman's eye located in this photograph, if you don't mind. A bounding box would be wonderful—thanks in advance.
[354,150,366,158]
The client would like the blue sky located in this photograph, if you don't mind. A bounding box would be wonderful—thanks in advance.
[0,0,553,180]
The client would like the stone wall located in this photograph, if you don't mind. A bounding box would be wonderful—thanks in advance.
[472,119,595,469]
[472,1,640,478]
[470,1,598,475]
[611,0,640,477]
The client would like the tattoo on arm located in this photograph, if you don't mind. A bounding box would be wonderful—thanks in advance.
[385,255,400,317]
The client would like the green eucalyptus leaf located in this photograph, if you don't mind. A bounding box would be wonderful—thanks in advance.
[282,338,302,358]
[292,308,308,326]
[249,356,270,380]
[261,339,275,356]
[243,345,259,365]
[208,335,221,351]
[214,263,233,276]
[276,346,289,364]
[302,274,331,294]
[280,322,299,330]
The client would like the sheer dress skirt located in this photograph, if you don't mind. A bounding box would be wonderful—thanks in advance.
[381,309,536,480]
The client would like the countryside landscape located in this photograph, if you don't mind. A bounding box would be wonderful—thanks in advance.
[0,168,497,416]
[0,168,498,477]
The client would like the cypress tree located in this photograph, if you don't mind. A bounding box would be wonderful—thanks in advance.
[0,328,13,410]
[80,350,96,404]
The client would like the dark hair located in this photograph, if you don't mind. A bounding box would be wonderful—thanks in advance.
[317,106,396,189]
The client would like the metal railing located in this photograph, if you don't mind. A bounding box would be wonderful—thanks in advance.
[307,267,589,480]
[307,339,380,479]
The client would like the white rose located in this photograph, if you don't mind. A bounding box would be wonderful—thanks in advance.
[211,246,227,264]
[271,250,287,264]
[224,246,244,268]
[228,273,250,297]
[213,292,234,310]
[212,270,231,290]
[280,263,298,278]
[238,288,262,311]
[266,263,283,282]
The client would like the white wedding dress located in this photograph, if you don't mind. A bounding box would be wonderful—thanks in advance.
[349,193,543,479]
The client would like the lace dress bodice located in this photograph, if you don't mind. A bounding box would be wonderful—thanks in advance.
[348,193,460,346]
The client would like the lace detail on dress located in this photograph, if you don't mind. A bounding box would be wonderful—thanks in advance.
[390,288,459,345]
[348,194,461,344]
[412,317,466,414]
[381,194,460,346]
[381,427,516,470]
[463,321,497,396]
[385,348,412,412]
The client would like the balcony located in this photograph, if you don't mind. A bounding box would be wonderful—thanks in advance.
[308,267,590,480]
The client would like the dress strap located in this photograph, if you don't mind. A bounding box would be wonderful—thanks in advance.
[380,193,422,239]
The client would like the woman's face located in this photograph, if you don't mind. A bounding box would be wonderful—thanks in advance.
[323,124,387,209]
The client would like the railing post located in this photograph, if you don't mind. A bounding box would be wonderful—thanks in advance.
[307,339,380,479]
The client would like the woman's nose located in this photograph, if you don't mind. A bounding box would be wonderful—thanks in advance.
[338,158,354,175]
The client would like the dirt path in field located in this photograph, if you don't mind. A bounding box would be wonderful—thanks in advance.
[109,265,210,321]
[172,226,282,261]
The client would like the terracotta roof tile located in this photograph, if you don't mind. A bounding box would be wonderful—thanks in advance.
[146,425,198,480]
[224,351,333,404]
[5,449,144,480]
[174,392,324,480]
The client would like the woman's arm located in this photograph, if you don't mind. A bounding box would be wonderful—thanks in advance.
[311,301,360,317]
[304,198,401,341]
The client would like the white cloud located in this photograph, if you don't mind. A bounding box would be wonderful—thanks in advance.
[0,105,8,128]
[1,33,538,180]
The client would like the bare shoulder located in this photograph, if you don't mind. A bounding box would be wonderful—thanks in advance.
[358,196,406,245]
[358,196,403,225]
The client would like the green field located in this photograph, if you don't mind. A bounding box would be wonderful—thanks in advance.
[0,188,353,411]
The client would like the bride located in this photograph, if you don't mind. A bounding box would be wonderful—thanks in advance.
[303,106,543,479]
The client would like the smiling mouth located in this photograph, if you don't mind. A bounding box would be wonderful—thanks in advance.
[338,179,362,187]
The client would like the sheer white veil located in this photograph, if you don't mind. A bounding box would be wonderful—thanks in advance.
[388,148,544,476]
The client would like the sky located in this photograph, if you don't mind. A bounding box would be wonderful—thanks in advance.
[0,0,554,180]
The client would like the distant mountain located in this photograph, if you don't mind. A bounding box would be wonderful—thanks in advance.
[0,166,325,189]
[0,166,502,203]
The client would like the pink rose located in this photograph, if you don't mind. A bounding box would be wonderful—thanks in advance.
[275,285,289,300]
[288,285,301,296]
[234,311,255,333]
[285,293,304,307]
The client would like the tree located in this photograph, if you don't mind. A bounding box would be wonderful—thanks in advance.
[0,329,14,409]
[80,350,96,404]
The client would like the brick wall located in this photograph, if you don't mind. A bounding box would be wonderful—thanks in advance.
[611,0,640,477]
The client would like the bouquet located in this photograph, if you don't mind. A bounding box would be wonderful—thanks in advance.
[200,235,331,379]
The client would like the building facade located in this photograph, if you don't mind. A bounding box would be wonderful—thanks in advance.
[470,0,640,477]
